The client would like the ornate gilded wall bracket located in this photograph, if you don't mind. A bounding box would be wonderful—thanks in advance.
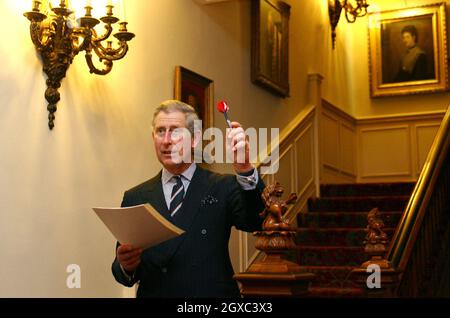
[328,0,369,49]
[24,1,134,130]
[328,0,343,50]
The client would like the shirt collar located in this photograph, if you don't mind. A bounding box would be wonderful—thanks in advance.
[161,163,197,185]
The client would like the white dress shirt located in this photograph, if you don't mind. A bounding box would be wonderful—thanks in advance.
[161,164,259,210]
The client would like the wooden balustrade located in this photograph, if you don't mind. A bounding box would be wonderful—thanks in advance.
[234,182,315,297]
[352,105,450,297]
[396,154,450,296]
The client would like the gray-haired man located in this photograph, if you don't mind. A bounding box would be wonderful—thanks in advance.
[112,100,265,297]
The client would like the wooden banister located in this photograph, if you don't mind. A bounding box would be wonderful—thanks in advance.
[353,105,450,297]
[388,106,450,267]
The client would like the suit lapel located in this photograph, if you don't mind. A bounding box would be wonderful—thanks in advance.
[141,171,176,267]
[142,167,213,267]
[156,166,213,265]
[144,171,171,221]
[172,166,211,231]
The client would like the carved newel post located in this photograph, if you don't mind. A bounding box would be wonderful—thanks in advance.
[234,182,315,297]
[351,208,401,297]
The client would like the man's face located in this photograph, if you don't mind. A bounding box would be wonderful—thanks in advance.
[402,32,416,49]
[152,111,193,169]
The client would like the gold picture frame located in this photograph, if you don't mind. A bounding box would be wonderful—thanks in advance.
[368,2,449,98]
[251,0,290,97]
[174,66,214,132]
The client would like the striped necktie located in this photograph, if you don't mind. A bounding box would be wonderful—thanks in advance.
[169,175,185,217]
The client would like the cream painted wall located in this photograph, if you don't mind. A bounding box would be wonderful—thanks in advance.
[320,9,355,115]
[0,0,335,297]
[0,1,156,298]
[2,0,441,298]
[342,0,450,118]
[320,101,358,184]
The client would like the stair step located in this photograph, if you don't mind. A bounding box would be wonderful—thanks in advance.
[298,211,403,228]
[307,287,364,298]
[301,265,358,287]
[308,196,409,212]
[296,228,396,246]
[302,265,357,270]
[296,246,366,266]
[294,182,409,298]
[320,182,415,198]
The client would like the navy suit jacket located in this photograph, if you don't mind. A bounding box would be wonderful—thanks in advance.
[111,166,265,298]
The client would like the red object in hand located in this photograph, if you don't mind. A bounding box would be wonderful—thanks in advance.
[217,101,229,113]
[217,101,232,128]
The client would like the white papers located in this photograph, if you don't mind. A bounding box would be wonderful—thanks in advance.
[93,204,184,249]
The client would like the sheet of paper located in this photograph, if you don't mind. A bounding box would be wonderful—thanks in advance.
[93,204,184,249]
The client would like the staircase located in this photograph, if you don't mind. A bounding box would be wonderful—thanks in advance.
[296,182,415,297]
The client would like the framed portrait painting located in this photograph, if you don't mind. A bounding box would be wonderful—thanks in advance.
[368,3,449,98]
[251,0,290,97]
[174,66,214,131]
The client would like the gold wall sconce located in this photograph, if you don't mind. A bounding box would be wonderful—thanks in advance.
[328,0,369,49]
[24,0,135,130]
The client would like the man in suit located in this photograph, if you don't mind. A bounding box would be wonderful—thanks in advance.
[111,100,265,297]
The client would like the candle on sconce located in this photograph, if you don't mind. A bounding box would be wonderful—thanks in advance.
[48,0,65,9]
[120,0,127,22]
[32,0,41,12]
[105,0,114,17]
[84,0,93,17]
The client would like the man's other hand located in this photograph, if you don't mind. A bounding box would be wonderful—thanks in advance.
[117,244,142,273]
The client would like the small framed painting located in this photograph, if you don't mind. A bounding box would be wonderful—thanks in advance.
[174,66,214,131]
[251,0,290,97]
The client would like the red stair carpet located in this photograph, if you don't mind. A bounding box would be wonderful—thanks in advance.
[296,183,415,297]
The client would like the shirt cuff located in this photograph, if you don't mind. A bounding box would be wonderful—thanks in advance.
[119,263,135,282]
[236,168,259,190]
